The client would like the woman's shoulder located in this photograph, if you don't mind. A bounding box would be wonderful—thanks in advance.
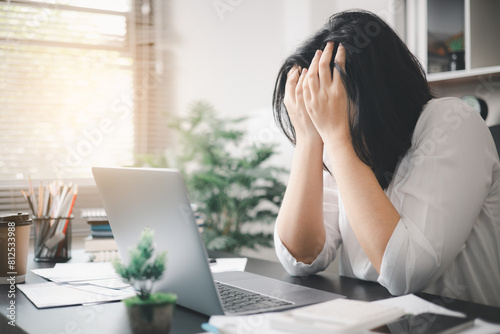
[417,97,480,129]
[412,97,489,146]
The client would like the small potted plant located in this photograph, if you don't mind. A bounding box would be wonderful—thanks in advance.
[113,227,177,334]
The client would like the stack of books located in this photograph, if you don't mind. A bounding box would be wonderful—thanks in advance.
[81,208,119,262]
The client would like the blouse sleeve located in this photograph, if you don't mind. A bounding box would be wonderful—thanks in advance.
[378,98,495,295]
[274,165,342,276]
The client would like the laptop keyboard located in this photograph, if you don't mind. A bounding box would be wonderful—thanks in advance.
[215,281,294,314]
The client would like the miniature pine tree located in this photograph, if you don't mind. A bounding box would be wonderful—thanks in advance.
[114,228,166,301]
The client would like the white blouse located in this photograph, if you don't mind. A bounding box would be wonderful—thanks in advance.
[275,97,500,307]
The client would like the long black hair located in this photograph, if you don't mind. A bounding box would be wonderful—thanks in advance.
[272,10,433,189]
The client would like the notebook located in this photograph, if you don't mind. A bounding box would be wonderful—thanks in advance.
[92,167,344,315]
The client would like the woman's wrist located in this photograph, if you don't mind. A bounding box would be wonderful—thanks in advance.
[295,136,324,151]
[322,129,353,155]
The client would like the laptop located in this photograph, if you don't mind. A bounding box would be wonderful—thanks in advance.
[92,167,344,316]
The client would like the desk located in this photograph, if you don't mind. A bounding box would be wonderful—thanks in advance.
[1,250,499,334]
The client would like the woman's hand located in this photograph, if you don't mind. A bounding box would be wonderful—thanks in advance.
[302,43,400,274]
[303,42,351,149]
[278,68,327,265]
[284,66,323,146]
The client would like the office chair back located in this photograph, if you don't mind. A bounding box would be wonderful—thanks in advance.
[489,125,500,158]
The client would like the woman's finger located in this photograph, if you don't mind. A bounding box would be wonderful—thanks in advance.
[285,66,300,106]
[296,68,308,110]
[319,41,334,86]
[332,44,346,88]
[302,67,312,106]
[307,50,321,92]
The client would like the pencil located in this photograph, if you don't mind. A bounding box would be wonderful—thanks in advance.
[21,179,78,260]
[56,186,78,258]
[38,182,43,218]
[63,186,77,235]
[20,190,35,216]
[43,189,50,217]
[28,176,38,217]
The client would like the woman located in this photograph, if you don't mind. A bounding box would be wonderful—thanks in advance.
[272,10,500,306]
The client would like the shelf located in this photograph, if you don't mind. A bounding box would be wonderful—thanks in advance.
[427,65,500,83]
[407,0,500,85]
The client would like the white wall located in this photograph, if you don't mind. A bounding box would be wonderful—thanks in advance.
[169,0,399,120]
[168,0,398,170]
[311,0,396,30]
[169,0,290,167]
[170,0,284,119]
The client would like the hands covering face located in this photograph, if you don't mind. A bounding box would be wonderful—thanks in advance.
[284,42,350,147]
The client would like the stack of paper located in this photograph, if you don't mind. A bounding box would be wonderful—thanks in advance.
[21,258,247,309]
[19,262,135,308]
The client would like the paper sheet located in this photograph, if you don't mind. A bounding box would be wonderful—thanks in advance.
[208,294,500,334]
[26,262,134,308]
[70,278,131,289]
[209,313,280,334]
[17,282,135,308]
[210,258,248,273]
[32,262,120,282]
[372,294,465,317]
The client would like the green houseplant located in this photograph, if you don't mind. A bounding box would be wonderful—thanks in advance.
[113,228,177,334]
[137,101,287,253]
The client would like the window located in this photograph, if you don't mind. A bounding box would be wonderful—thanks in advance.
[0,0,173,233]
[0,0,134,180]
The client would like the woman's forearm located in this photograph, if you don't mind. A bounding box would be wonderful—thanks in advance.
[276,140,325,264]
[326,143,400,273]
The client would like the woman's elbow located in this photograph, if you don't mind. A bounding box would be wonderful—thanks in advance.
[378,256,439,296]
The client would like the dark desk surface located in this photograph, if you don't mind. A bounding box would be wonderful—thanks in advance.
[1,250,499,334]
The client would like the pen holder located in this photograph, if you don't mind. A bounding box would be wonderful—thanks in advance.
[33,216,72,262]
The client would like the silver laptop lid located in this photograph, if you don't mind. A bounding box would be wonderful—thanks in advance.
[92,167,224,316]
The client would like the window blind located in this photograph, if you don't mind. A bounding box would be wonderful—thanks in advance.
[132,0,174,157]
[0,0,174,234]
[0,0,135,181]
